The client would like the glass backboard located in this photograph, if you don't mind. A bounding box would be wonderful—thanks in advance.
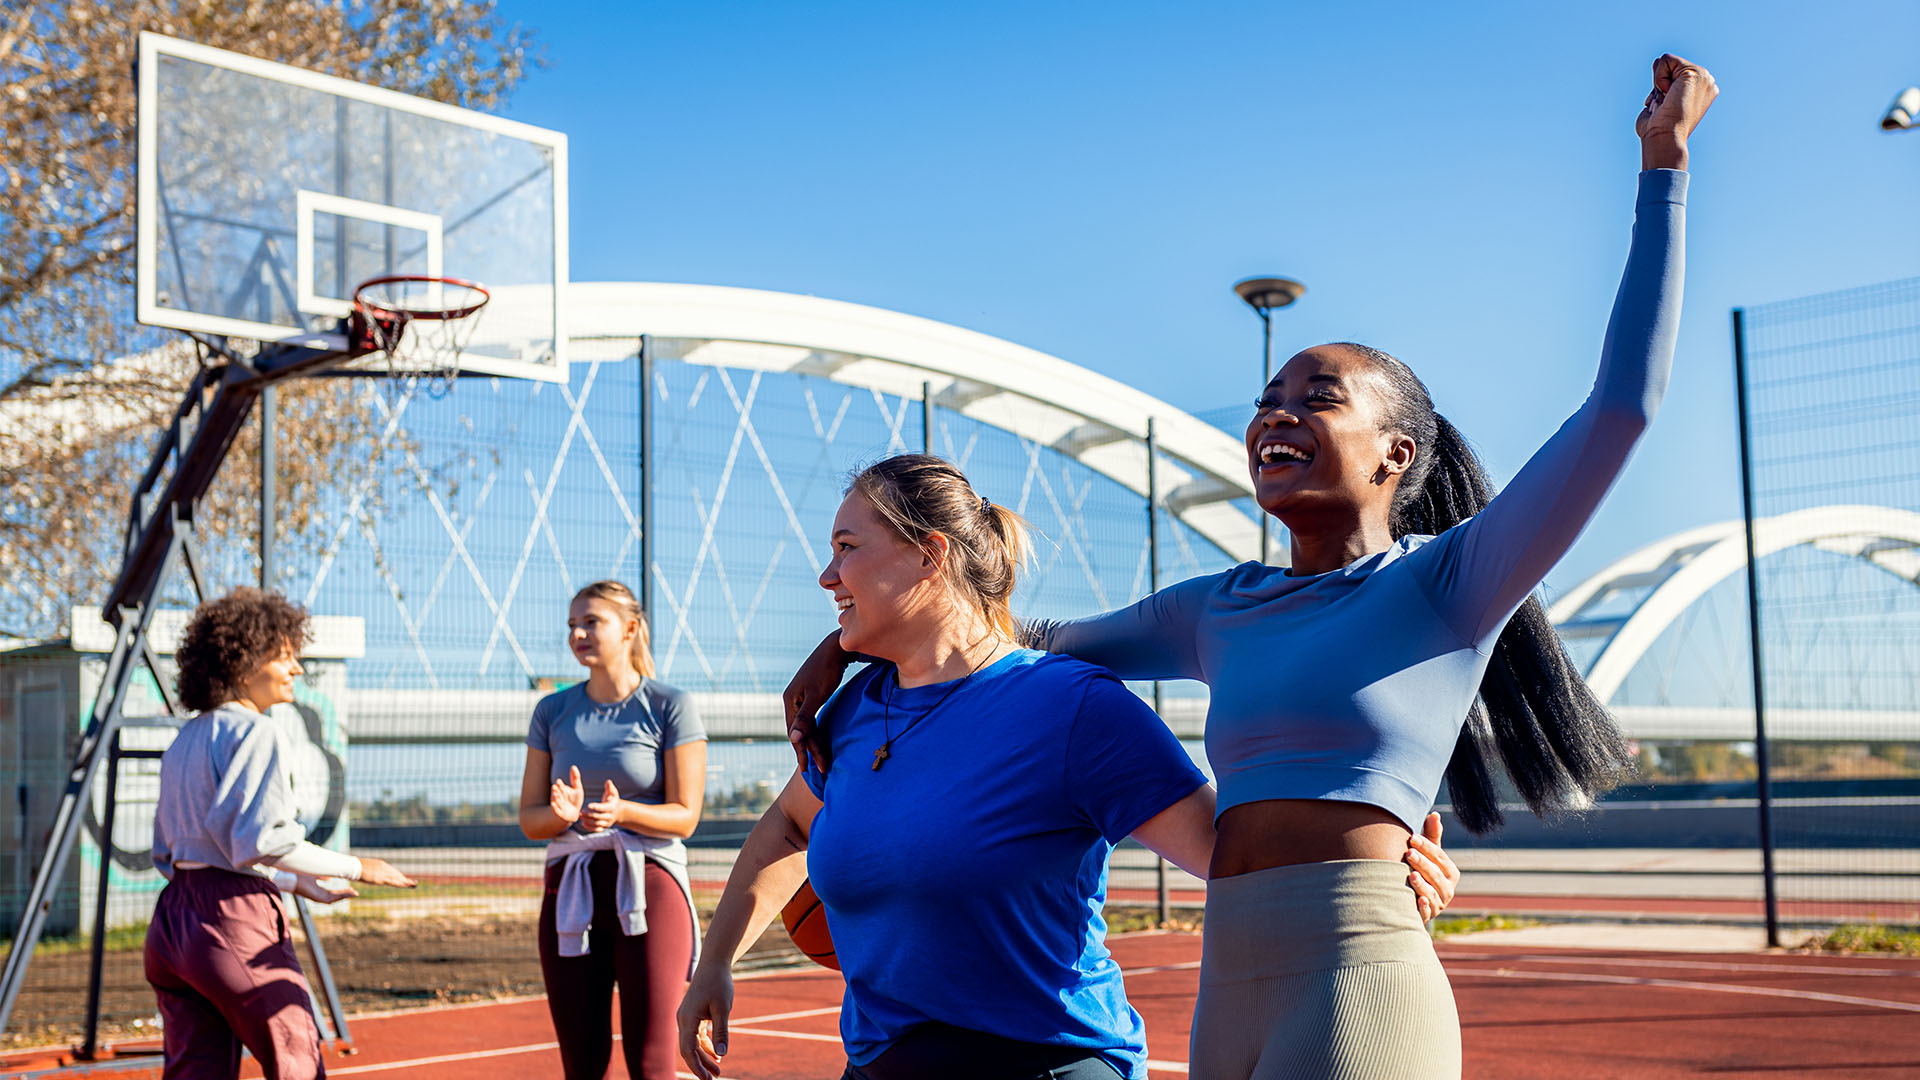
[136,32,568,381]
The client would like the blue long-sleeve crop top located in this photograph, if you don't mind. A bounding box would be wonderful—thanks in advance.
[1028,169,1686,833]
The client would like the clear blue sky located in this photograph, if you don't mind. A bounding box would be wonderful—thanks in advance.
[488,0,1920,593]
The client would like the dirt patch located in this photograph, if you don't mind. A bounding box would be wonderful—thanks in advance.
[3,904,808,1052]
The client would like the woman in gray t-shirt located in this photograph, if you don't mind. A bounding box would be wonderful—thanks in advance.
[518,580,708,1080]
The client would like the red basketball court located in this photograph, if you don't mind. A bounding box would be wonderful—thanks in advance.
[10,930,1917,1080]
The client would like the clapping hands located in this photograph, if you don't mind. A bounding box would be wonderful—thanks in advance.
[550,765,585,824]
[581,779,623,833]
[551,766,624,833]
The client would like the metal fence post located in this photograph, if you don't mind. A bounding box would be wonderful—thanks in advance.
[923,381,934,454]
[1731,307,1781,948]
[639,335,654,640]
[1146,418,1170,924]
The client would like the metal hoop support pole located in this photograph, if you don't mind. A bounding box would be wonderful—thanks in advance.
[295,895,351,1046]
[262,385,277,590]
[0,339,358,1046]
[80,731,125,1059]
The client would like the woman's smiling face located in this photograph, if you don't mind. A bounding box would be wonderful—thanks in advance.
[237,639,304,710]
[1245,344,1410,528]
[818,492,944,658]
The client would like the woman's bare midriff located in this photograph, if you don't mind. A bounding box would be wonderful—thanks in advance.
[1210,799,1412,880]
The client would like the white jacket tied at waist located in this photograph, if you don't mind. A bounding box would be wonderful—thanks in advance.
[544,827,700,976]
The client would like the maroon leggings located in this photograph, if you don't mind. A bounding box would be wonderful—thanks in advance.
[539,852,695,1080]
[144,868,324,1080]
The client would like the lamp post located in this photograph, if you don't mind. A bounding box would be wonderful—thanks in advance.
[1233,276,1306,564]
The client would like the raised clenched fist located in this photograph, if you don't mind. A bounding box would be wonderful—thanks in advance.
[1637,54,1717,170]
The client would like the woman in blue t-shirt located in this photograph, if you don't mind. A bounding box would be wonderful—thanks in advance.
[677,457,1457,1080]
[518,579,708,1080]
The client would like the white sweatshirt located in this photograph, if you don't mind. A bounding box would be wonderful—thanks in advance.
[151,702,361,882]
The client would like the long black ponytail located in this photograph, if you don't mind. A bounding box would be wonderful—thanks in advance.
[1337,343,1634,833]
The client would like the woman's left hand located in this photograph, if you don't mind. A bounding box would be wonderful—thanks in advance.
[1636,53,1718,170]
[580,780,623,833]
[1404,812,1460,923]
[292,875,358,905]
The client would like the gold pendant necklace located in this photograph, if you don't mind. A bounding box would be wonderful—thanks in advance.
[874,648,996,771]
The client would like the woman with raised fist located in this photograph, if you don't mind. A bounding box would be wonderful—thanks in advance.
[785,54,1718,1078]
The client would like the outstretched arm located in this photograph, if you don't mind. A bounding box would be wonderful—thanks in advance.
[787,571,1220,770]
[1021,570,1221,681]
[1424,54,1716,642]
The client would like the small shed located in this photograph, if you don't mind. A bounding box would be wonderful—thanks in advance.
[1,608,363,937]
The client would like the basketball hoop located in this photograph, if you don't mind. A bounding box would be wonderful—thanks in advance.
[349,275,490,393]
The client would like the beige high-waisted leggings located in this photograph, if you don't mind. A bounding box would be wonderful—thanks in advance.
[1189,859,1461,1080]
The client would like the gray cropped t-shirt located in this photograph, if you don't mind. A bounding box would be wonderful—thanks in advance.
[1029,170,1687,832]
[527,679,706,809]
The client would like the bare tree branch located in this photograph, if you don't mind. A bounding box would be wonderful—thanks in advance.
[0,0,539,638]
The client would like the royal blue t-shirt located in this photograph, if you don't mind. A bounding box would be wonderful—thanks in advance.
[803,648,1207,1078]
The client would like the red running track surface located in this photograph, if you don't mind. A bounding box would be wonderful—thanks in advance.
[11,932,1920,1079]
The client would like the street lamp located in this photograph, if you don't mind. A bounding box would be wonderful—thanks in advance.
[1881,86,1920,131]
[1233,275,1306,564]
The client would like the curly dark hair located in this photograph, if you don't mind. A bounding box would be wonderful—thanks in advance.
[175,588,312,712]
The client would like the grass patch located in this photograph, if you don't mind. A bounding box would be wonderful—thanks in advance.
[2,922,149,959]
[1797,923,1920,956]
[364,880,543,900]
[1429,914,1542,938]
[1104,905,1203,933]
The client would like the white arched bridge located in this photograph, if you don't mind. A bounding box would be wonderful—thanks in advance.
[570,281,1264,562]
[1549,504,1920,742]
[340,282,1917,746]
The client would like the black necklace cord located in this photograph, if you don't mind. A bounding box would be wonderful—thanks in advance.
[874,645,1000,771]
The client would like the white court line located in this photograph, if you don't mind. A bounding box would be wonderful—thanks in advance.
[331,961,1197,1076]
[1448,953,1920,978]
[727,1025,843,1044]
[725,1026,1191,1075]
[732,1004,843,1024]
[1449,967,1920,1013]
[331,992,549,1023]
[1122,960,1202,976]
[328,1039,561,1075]
[327,1034,704,1079]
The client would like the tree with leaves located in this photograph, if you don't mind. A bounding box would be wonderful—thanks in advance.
[0,0,538,639]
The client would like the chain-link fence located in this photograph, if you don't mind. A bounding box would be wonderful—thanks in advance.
[1735,280,1920,935]
[0,344,1242,1048]
[1469,281,1920,929]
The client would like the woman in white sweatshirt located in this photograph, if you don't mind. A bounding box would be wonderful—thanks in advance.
[146,588,414,1080]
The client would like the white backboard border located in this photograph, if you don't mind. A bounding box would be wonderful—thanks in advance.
[135,31,570,382]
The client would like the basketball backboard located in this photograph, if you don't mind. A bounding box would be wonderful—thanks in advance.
[136,33,568,381]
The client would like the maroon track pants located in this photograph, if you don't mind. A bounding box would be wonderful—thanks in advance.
[144,867,325,1080]
[539,852,695,1080]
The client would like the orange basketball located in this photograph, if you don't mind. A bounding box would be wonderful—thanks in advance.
[780,878,839,971]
